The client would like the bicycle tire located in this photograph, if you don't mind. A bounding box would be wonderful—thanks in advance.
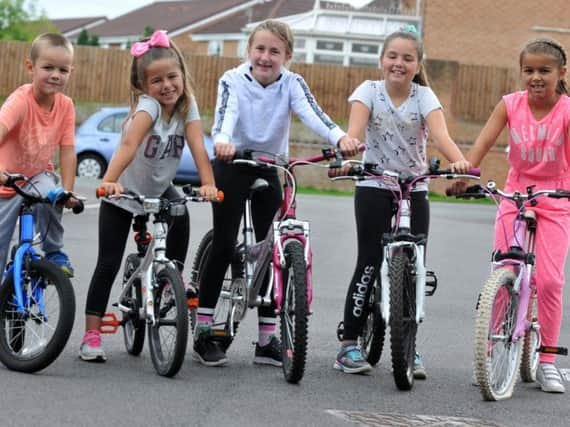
[520,290,539,383]
[191,229,241,351]
[474,268,522,401]
[0,259,75,373]
[122,253,145,356]
[280,240,308,384]
[148,266,188,377]
[389,250,417,391]
[361,279,385,366]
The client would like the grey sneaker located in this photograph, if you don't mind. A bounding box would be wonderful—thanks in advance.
[192,328,228,367]
[79,330,107,362]
[536,363,565,393]
[254,336,282,367]
[413,352,427,380]
[334,344,372,374]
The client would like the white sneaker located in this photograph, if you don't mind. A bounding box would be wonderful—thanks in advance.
[79,330,107,362]
[536,363,565,393]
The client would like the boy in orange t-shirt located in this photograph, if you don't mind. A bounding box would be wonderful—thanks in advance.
[0,33,79,276]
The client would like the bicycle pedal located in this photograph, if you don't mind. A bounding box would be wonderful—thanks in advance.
[100,312,121,334]
[538,345,568,356]
[425,270,438,296]
[187,297,198,310]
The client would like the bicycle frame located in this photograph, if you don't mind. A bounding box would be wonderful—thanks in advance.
[115,198,177,327]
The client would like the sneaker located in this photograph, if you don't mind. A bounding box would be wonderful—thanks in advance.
[413,352,427,380]
[45,251,74,278]
[192,330,228,367]
[333,344,372,374]
[254,336,282,367]
[79,330,107,362]
[536,363,565,393]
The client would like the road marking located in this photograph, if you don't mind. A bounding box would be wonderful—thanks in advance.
[326,410,505,427]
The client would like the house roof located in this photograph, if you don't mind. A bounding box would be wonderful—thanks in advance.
[196,0,313,35]
[50,17,108,34]
[87,0,249,39]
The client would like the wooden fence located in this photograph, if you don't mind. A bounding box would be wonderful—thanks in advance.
[0,40,519,123]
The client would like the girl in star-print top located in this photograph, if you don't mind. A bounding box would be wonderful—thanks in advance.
[334,26,470,376]
[461,38,570,393]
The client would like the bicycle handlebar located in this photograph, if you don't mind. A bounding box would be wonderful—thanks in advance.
[2,173,85,214]
[455,181,570,202]
[95,186,224,203]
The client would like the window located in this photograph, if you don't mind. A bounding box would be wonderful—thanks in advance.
[314,54,344,65]
[352,43,379,55]
[208,40,223,56]
[294,38,306,49]
[293,52,307,63]
[316,40,343,52]
[349,56,379,67]
[98,113,127,133]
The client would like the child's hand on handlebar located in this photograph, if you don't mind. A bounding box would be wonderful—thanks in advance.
[0,169,8,185]
[99,181,124,197]
[214,142,236,163]
[198,184,220,201]
[446,180,469,196]
[337,135,361,158]
[449,159,472,174]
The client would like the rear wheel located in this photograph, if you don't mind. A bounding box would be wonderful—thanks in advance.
[0,259,75,373]
[191,229,242,351]
[148,266,188,377]
[280,240,308,384]
[520,289,539,383]
[474,268,522,401]
[360,279,385,366]
[389,250,417,391]
[122,254,145,355]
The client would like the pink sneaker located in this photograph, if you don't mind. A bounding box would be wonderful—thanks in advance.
[79,330,107,362]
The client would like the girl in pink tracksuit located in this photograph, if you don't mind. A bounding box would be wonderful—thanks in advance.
[466,38,570,393]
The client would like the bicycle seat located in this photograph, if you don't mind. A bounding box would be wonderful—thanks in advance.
[249,178,269,195]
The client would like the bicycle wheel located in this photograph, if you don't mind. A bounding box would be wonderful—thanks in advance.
[0,259,75,373]
[520,289,539,383]
[474,267,522,401]
[148,266,188,377]
[122,254,145,356]
[361,279,385,366]
[389,250,417,391]
[191,229,242,350]
[280,240,308,384]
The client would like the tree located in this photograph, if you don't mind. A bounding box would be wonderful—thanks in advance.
[0,0,53,41]
[76,28,99,47]
[143,26,155,38]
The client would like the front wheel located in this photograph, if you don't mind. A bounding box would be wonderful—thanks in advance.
[474,268,522,401]
[0,259,75,373]
[280,240,309,384]
[389,250,417,391]
[148,266,188,377]
[122,254,145,355]
[361,279,385,366]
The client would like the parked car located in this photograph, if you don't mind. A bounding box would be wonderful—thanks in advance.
[75,106,214,184]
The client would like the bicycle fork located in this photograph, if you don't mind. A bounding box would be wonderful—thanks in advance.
[380,241,426,325]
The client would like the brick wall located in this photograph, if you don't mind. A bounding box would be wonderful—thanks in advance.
[423,0,570,68]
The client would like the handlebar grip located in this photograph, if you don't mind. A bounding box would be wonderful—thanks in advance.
[96,187,107,198]
[467,167,481,176]
[72,199,84,214]
[216,190,224,203]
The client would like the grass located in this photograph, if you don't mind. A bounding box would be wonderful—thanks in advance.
[297,186,495,205]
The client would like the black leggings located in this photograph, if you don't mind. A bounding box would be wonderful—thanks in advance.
[342,186,429,341]
[85,185,189,317]
[199,160,282,319]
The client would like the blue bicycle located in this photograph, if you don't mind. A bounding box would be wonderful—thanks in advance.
[0,173,83,373]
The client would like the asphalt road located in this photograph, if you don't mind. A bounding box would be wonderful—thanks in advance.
[1,177,569,427]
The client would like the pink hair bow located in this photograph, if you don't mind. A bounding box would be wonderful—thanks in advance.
[130,30,170,57]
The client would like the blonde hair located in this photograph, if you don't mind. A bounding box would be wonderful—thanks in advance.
[129,38,194,119]
[381,30,429,86]
[520,38,568,95]
[247,19,294,57]
[30,33,74,63]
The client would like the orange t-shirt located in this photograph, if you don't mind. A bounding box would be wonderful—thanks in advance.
[0,84,75,197]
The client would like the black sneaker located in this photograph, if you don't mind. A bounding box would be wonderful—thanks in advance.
[253,336,282,367]
[192,331,228,367]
